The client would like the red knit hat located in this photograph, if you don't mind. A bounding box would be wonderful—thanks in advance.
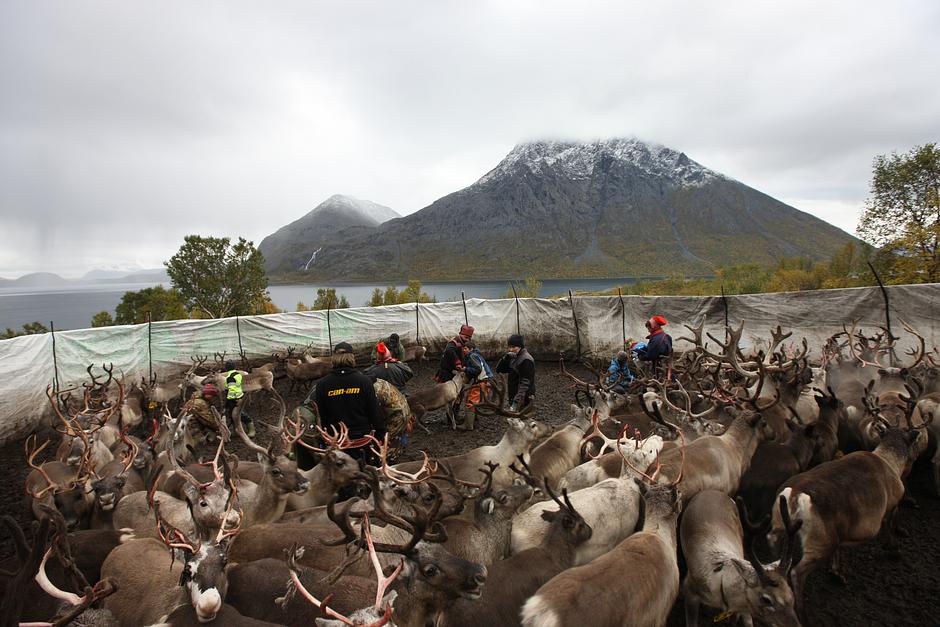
[648,315,668,330]
[459,324,475,338]
[376,341,393,362]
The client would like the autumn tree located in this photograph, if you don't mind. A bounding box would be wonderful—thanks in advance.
[165,235,269,318]
[311,288,349,310]
[857,143,940,283]
[114,286,188,324]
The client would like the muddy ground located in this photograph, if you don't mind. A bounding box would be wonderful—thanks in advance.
[2,360,938,626]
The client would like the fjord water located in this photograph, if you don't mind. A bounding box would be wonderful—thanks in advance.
[0,278,641,332]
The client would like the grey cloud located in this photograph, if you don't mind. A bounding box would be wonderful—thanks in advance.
[1,0,938,275]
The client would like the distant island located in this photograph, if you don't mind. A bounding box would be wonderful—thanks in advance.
[0,268,170,287]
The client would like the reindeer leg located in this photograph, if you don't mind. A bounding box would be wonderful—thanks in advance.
[827,547,847,584]
[683,588,701,627]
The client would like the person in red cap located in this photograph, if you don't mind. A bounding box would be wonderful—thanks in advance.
[435,324,474,383]
[365,341,414,392]
[635,315,673,374]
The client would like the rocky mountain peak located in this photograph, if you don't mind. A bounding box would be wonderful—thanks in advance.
[475,137,722,188]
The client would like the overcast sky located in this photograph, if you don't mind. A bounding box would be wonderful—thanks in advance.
[1,1,938,278]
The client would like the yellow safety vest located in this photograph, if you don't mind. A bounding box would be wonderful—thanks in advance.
[226,370,244,400]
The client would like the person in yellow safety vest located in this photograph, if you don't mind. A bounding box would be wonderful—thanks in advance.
[224,360,255,437]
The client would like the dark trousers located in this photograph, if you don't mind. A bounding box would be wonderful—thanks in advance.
[225,398,250,424]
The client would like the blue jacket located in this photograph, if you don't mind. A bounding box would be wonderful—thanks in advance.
[607,357,634,385]
[463,349,494,381]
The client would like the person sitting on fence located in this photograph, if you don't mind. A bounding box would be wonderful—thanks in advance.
[314,341,386,464]
[371,332,406,362]
[224,360,256,437]
[435,324,474,383]
[633,315,673,375]
[606,350,634,394]
[495,334,536,411]
[365,341,414,393]
[459,341,494,431]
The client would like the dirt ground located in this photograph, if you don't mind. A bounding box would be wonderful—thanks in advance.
[3,360,939,626]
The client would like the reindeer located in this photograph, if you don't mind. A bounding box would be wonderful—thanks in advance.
[102,503,236,625]
[407,370,470,430]
[521,480,683,627]
[737,410,818,522]
[24,435,94,531]
[395,394,552,490]
[404,345,428,363]
[558,422,663,493]
[89,431,146,529]
[113,412,239,540]
[681,490,800,627]
[284,357,331,393]
[286,423,371,511]
[512,426,665,566]
[770,412,932,617]
[651,408,775,504]
[230,399,311,525]
[441,482,593,627]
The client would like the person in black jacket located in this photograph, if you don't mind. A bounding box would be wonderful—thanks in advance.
[314,341,386,461]
[365,341,414,393]
[495,334,536,411]
[435,324,474,382]
[636,315,673,374]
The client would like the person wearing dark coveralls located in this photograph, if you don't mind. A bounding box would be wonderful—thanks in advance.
[435,324,474,383]
[312,342,386,465]
[633,315,673,375]
[495,334,536,411]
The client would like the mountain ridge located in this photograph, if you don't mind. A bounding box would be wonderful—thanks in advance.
[265,138,856,281]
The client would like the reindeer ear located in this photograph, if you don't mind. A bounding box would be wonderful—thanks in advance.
[541,509,558,522]
[481,498,496,514]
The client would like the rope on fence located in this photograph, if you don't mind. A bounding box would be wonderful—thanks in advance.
[568,290,582,358]
[511,283,521,334]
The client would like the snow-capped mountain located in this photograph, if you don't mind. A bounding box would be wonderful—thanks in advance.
[259,195,400,272]
[476,138,722,188]
[266,139,856,280]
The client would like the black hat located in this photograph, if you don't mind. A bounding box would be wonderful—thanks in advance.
[389,333,400,342]
[224,360,235,370]
[508,334,525,348]
[333,341,354,354]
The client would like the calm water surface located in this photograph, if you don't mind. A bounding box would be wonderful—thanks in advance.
[0,278,643,331]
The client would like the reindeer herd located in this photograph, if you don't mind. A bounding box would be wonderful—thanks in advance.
[2,319,939,626]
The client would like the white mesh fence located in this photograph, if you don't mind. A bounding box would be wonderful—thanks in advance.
[0,283,937,444]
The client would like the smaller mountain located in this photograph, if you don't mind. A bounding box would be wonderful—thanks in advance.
[259,194,399,273]
[83,267,166,281]
[0,272,70,287]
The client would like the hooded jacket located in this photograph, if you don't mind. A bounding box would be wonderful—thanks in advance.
[314,365,386,439]
[496,348,536,408]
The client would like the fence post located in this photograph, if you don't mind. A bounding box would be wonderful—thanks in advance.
[721,285,729,342]
[867,261,894,366]
[326,305,333,354]
[235,315,245,363]
[147,312,154,385]
[510,283,520,334]
[415,302,420,343]
[50,321,61,398]
[568,290,582,358]
[617,287,626,348]
[460,291,468,326]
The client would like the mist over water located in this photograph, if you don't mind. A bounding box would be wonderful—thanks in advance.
[0,278,642,332]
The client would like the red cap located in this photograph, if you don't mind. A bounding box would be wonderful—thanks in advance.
[459,324,475,338]
[202,383,219,398]
[648,315,668,330]
[376,342,392,362]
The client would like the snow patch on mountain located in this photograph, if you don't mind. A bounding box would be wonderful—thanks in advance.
[322,194,400,225]
[475,138,724,188]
